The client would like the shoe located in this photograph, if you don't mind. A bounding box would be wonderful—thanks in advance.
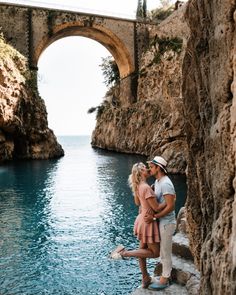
[148,280,170,291]
[151,276,161,283]
[109,244,125,260]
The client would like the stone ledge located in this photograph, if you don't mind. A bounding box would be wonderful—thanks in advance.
[153,255,200,294]
[172,232,194,260]
[130,282,188,295]
[154,255,200,281]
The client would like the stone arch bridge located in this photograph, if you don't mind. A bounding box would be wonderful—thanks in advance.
[0,2,151,104]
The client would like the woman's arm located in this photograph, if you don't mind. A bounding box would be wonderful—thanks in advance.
[147,196,166,212]
[145,194,175,223]
[134,194,140,206]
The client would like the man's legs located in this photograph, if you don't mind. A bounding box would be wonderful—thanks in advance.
[159,223,176,283]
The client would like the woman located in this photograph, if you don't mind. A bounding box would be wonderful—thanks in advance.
[110,162,166,288]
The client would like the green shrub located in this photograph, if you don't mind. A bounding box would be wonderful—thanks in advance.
[151,36,183,64]
[100,56,120,88]
[87,107,97,114]
[151,6,174,22]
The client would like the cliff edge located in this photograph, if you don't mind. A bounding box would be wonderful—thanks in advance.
[0,35,64,161]
[92,5,189,174]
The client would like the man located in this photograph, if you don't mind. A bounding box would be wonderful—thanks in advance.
[145,156,176,291]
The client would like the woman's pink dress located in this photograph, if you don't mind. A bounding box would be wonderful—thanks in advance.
[134,182,160,244]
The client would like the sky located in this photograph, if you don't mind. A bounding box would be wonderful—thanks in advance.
[4,0,179,136]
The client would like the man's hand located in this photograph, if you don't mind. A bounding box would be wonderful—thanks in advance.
[144,213,154,224]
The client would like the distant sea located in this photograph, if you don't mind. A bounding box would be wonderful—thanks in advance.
[0,136,187,295]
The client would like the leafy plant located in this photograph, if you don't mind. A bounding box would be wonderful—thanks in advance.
[87,101,110,119]
[150,1,175,22]
[87,107,97,114]
[96,102,109,119]
[150,36,183,64]
[100,56,120,88]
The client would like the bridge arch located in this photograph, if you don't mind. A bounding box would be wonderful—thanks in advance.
[34,22,135,79]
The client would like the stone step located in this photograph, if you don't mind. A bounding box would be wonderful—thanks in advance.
[130,254,200,295]
[154,255,200,294]
[171,255,200,285]
[130,282,189,295]
[172,232,194,261]
[154,255,200,283]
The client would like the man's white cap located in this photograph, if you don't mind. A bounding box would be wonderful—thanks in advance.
[148,156,168,174]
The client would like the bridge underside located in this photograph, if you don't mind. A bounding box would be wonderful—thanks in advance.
[35,24,134,80]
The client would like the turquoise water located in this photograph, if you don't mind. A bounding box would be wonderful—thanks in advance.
[0,136,187,295]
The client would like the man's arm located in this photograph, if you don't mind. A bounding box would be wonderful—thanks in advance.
[144,194,175,223]
[154,194,175,218]
[147,197,166,212]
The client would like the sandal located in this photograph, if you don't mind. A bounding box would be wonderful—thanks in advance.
[109,244,125,260]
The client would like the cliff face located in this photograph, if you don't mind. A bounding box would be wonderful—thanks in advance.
[182,0,235,294]
[92,6,189,174]
[0,36,64,161]
[92,1,236,293]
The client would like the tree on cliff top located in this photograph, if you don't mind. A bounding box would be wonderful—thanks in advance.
[136,0,147,19]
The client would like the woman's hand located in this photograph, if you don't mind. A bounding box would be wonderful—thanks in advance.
[144,213,154,224]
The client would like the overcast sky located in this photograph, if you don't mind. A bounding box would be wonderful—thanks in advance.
[4,0,180,136]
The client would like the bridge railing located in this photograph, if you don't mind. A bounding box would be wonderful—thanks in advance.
[1,0,137,21]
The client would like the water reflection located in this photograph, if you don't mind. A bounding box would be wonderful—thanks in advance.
[0,160,59,294]
[0,137,187,295]
[93,149,146,244]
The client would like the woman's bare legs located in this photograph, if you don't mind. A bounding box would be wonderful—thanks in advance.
[121,241,160,288]
[138,243,150,288]
[121,242,160,259]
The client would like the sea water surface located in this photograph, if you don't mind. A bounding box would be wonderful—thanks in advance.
[0,136,187,295]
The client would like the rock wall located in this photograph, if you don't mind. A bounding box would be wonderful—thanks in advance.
[92,1,236,293]
[0,36,64,161]
[182,0,236,294]
[92,6,189,174]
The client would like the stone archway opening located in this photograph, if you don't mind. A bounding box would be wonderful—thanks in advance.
[37,36,112,136]
[35,24,134,80]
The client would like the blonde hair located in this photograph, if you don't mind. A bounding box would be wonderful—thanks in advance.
[128,162,146,196]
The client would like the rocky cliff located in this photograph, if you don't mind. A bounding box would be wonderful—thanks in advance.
[0,35,64,161]
[92,5,189,174]
[92,1,236,294]
[182,0,236,294]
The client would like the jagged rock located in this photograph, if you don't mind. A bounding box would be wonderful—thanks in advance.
[186,275,200,295]
[91,99,187,174]
[172,233,193,261]
[176,206,187,234]
[182,0,236,294]
[0,36,64,161]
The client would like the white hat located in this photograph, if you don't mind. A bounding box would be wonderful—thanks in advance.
[148,156,168,173]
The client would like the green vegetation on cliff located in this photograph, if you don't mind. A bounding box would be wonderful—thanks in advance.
[150,36,183,65]
[99,56,120,88]
[0,32,26,72]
